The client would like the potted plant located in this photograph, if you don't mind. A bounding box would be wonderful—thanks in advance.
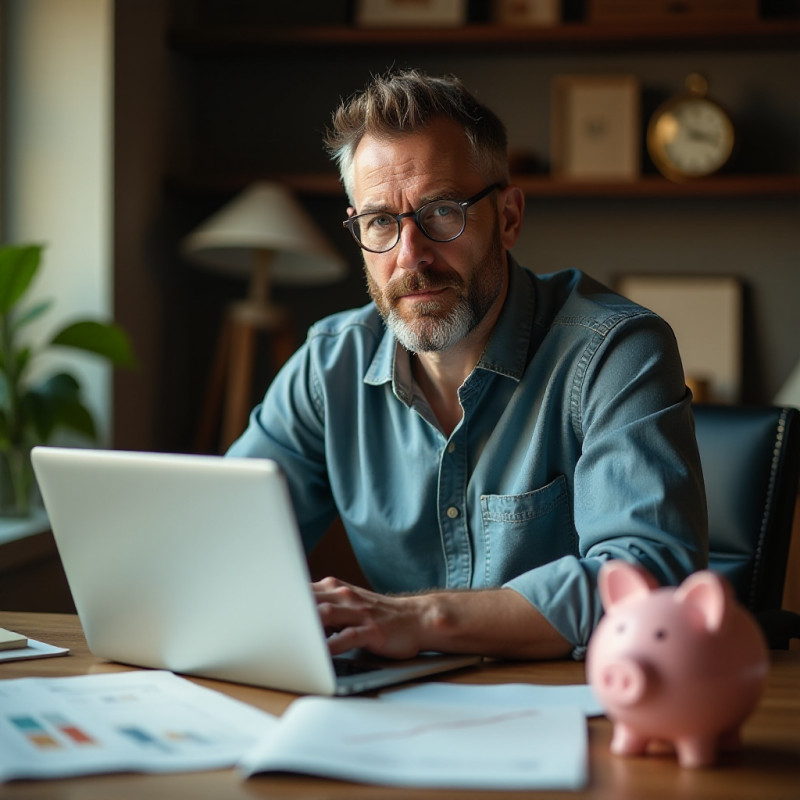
[0,243,135,517]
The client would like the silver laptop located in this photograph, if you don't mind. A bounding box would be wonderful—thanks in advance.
[31,446,479,695]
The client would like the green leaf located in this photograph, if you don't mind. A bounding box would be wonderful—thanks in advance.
[23,372,96,443]
[13,299,53,333]
[15,346,31,376]
[54,398,96,439]
[33,371,81,399]
[0,372,9,413]
[0,245,43,314]
[21,389,55,442]
[49,320,136,367]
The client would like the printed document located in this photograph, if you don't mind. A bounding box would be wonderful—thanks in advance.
[239,696,588,790]
[0,671,277,782]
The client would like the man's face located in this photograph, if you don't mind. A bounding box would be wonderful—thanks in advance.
[348,118,508,353]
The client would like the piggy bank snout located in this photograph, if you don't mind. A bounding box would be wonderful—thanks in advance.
[597,658,648,706]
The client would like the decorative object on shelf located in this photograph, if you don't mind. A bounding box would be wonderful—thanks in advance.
[491,0,561,26]
[182,182,347,453]
[586,0,758,23]
[615,274,742,404]
[684,375,711,404]
[0,244,135,518]
[551,74,640,181]
[647,73,735,182]
[353,0,468,27]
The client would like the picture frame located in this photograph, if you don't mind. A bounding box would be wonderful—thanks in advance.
[551,75,640,181]
[353,0,468,27]
[492,0,561,26]
[615,274,743,403]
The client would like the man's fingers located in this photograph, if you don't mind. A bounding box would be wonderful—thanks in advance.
[326,627,366,655]
[309,578,422,659]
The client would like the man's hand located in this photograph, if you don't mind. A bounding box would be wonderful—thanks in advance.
[312,577,572,660]
[313,577,430,659]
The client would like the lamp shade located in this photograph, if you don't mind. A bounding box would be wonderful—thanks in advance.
[181,182,347,285]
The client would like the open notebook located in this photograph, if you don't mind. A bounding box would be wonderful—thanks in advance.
[31,447,479,695]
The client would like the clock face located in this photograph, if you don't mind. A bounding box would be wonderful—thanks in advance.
[648,97,734,180]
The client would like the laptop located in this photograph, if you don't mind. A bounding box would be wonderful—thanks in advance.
[31,446,480,695]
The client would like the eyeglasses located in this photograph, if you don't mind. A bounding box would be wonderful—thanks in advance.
[343,183,503,254]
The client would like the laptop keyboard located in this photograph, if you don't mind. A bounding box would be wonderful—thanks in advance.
[333,657,379,677]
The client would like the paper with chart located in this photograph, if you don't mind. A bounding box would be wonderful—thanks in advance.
[0,670,277,782]
[239,696,588,790]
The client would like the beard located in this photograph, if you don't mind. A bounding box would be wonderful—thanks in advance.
[365,230,506,353]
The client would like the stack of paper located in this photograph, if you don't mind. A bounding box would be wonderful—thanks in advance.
[0,671,595,790]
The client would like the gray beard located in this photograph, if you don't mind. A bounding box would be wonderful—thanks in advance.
[366,219,505,354]
[384,297,476,353]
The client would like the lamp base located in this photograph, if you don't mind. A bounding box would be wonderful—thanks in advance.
[195,301,295,454]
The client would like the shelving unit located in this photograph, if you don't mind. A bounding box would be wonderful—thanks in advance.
[166,18,800,201]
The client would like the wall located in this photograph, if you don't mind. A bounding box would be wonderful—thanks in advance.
[111,0,170,452]
[2,0,114,441]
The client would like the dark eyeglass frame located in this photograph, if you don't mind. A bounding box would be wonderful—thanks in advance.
[342,182,504,253]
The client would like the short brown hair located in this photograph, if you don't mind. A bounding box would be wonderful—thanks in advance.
[324,69,509,200]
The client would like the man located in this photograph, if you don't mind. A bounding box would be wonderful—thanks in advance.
[228,70,707,661]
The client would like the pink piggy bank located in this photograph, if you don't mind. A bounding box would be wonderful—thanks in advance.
[586,560,768,768]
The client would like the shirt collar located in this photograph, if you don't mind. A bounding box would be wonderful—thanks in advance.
[364,255,535,393]
[476,254,534,382]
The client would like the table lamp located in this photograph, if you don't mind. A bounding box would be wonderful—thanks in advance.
[181,182,347,451]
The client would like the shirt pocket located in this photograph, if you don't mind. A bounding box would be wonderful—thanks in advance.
[480,474,574,586]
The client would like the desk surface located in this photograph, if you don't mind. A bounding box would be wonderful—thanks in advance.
[1,611,798,800]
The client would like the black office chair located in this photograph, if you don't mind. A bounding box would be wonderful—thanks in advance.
[693,403,800,649]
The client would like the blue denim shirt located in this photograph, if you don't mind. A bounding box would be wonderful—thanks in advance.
[228,261,708,658]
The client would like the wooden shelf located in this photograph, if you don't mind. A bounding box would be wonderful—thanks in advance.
[168,18,800,56]
[168,172,800,200]
[166,18,800,203]
[516,173,800,198]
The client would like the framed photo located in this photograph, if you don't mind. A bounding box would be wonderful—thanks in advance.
[551,75,640,181]
[353,0,468,27]
[492,0,561,26]
[615,274,743,403]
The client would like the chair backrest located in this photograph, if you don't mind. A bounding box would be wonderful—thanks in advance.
[693,404,800,614]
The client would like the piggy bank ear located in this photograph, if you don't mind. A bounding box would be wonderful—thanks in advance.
[598,560,659,611]
[674,570,733,632]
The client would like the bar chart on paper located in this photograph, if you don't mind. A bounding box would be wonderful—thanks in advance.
[0,671,277,782]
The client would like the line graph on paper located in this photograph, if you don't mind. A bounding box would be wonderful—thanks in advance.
[343,708,541,746]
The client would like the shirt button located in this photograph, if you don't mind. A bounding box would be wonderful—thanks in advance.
[446,442,456,454]
[446,506,459,519]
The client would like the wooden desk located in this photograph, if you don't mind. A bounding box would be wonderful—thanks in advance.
[1,611,798,800]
